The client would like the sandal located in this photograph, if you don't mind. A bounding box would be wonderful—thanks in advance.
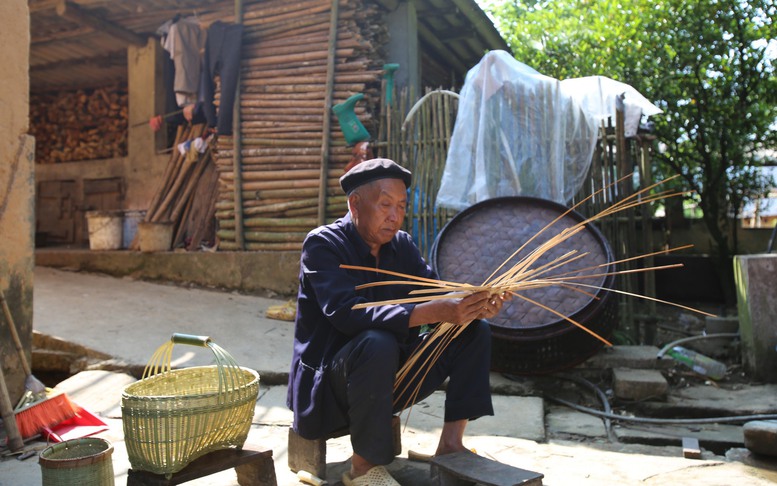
[342,465,401,486]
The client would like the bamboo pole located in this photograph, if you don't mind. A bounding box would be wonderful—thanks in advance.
[318,0,341,225]
[225,178,340,191]
[221,169,342,180]
[217,229,309,242]
[219,216,317,228]
[232,0,245,249]
[219,241,304,251]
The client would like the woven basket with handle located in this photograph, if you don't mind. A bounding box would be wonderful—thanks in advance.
[121,333,259,478]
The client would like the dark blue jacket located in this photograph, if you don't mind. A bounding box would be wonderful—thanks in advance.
[286,213,436,438]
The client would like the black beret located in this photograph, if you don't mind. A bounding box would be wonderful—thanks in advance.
[339,158,412,194]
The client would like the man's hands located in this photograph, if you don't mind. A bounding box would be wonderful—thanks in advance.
[409,290,511,328]
[456,290,510,323]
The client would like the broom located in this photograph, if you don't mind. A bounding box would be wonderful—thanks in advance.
[14,391,81,439]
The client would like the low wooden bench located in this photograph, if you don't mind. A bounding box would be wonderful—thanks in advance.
[287,416,402,478]
[430,451,543,486]
[126,446,277,486]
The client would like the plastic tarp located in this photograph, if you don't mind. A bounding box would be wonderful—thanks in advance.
[436,50,662,210]
[560,76,662,137]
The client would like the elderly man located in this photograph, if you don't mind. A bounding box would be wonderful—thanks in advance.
[287,158,507,485]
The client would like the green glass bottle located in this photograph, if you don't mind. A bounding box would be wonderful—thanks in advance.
[665,345,727,380]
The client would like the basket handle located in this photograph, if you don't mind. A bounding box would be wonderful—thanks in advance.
[171,333,211,347]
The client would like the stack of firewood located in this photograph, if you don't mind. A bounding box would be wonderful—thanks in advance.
[135,124,219,251]
[214,0,388,251]
[30,85,128,164]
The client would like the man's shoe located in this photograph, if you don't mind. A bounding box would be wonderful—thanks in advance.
[342,465,401,486]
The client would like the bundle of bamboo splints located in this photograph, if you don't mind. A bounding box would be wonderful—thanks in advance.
[214,0,388,250]
[133,124,219,250]
[342,173,716,411]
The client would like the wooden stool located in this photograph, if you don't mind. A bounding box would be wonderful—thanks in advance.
[430,451,543,486]
[287,416,402,478]
[127,446,277,486]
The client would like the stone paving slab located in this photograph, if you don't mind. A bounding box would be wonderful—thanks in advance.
[614,423,745,454]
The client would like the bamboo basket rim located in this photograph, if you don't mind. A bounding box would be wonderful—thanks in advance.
[39,438,114,470]
[122,365,259,400]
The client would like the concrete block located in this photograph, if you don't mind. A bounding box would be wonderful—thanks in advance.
[734,254,777,383]
[582,346,672,370]
[613,368,668,401]
[743,420,777,457]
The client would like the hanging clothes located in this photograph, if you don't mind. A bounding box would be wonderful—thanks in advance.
[198,21,243,135]
[158,16,204,107]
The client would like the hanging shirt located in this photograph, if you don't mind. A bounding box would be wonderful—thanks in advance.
[159,16,203,107]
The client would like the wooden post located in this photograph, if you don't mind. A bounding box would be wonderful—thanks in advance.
[0,364,23,452]
[317,0,339,226]
[233,0,246,249]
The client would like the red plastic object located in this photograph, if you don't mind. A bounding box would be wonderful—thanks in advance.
[42,404,108,443]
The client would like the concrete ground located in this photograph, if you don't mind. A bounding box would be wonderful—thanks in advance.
[1,267,777,485]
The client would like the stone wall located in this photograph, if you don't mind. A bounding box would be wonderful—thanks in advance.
[0,0,33,403]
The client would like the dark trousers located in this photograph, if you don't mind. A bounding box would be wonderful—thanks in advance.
[328,321,493,465]
[199,21,243,135]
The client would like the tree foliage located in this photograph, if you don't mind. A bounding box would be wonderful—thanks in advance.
[484,0,777,269]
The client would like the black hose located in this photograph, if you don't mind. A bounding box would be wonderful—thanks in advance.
[503,372,777,428]
[548,396,777,425]
[552,373,616,442]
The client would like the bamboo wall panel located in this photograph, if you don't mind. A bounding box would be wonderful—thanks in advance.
[215,0,387,251]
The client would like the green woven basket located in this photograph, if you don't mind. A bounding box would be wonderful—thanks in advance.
[121,333,260,478]
[39,437,115,486]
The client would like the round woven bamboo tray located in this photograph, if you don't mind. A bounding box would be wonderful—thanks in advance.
[431,196,617,374]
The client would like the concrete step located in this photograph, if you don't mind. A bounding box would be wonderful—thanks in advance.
[613,368,668,401]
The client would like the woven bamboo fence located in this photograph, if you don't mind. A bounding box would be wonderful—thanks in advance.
[214,0,388,251]
[389,88,460,260]
[571,113,659,345]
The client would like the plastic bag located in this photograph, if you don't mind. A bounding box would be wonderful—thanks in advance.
[436,51,661,211]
